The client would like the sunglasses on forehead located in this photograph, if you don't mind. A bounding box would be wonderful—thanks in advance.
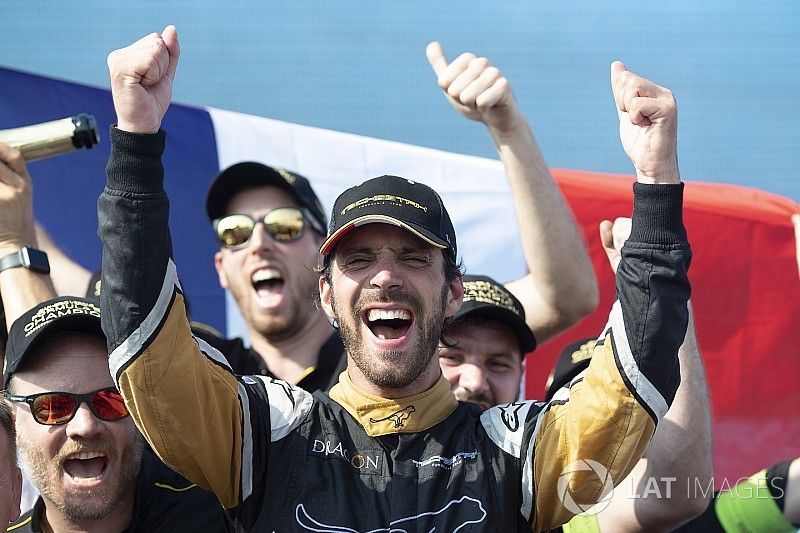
[3,387,129,426]
[213,207,325,250]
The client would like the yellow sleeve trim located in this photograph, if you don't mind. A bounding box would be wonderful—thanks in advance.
[154,481,198,492]
[6,516,33,531]
[562,513,601,533]
[293,365,316,385]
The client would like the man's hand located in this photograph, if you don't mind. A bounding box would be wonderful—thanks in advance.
[107,25,180,134]
[426,41,523,134]
[611,61,679,185]
[599,217,632,275]
[0,143,36,256]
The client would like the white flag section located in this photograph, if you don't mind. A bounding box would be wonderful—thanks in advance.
[209,107,527,341]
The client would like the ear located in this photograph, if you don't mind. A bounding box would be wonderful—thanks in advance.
[214,251,229,289]
[444,276,464,318]
[319,275,336,320]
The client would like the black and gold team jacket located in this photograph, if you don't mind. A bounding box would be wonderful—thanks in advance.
[98,128,691,532]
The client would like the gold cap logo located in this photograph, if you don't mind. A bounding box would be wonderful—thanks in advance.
[462,280,519,316]
[341,195,427,216]
[276,168,295,185]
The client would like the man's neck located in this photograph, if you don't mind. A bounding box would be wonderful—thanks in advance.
[40,486,135,533]
[248,311,335,384]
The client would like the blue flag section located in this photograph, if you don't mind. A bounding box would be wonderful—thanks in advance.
[0,66,224,332]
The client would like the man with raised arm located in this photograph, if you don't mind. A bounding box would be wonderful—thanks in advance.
[98,26,690,531]
[425,42,598,345]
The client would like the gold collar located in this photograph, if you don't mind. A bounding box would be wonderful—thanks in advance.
[329,372,458,437]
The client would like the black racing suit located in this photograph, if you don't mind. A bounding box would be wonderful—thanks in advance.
[98,127,691,532]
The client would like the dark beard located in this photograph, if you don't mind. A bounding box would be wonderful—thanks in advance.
[333,284,449,391]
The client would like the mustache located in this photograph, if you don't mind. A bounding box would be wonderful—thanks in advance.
[354,289,423,316]
[56,438,113,464]
[453,388,493,410]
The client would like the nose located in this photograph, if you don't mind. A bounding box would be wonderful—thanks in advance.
[247,220,274,252]
[64,402,103,439]
[369,258,403,291]
[458,363,489,395]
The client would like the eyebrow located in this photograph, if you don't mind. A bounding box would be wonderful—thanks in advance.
[339,243,432,256]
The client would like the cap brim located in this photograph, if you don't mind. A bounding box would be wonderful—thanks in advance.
[320,215,449,256]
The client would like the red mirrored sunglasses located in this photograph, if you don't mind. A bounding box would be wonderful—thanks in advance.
[3,386,129,426]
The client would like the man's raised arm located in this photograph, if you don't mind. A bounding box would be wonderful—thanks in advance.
[98,27,308,511]
[426,42,598,345]
[510,63,691,530]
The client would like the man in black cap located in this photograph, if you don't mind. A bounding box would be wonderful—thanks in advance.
[202,161,347,391]
[438,274,535,410]
[98,26,691,531]
[2,297,231,532]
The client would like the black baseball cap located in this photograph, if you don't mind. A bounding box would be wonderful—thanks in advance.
[3,297,104,388]
[544,337,596,401]
[451,275,536,356]
[320,175,456,262]
[205,162,327,234]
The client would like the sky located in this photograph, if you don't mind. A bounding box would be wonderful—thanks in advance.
[2,1,799,201]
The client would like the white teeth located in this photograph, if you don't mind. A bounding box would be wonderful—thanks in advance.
[252,268,281,283]
[367,309,411,322]
[69,451,105,460]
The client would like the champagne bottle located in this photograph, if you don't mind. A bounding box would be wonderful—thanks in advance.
[0,114,99,161]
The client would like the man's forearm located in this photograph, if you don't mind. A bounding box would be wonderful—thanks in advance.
[493,118,598,345]
[0,268,56,329]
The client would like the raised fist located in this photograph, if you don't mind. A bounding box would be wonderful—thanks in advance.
[107,25,180,134]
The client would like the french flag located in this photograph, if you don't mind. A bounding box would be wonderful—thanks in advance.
[2,66,798,484]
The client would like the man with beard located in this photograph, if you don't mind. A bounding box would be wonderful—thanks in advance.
[198,41,598,389]
[2,297,231,532]
[97,26,692,531]
[200,163,346,390]
[0,400,22,526]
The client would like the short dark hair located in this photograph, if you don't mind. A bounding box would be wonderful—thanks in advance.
[0,400,16,466]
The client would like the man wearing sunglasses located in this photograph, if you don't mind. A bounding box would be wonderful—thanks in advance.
[202,162,347,391]
[98,26,692,530]
[1,296,231,532]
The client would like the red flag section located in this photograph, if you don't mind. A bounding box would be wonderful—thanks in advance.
[525,169,800,485]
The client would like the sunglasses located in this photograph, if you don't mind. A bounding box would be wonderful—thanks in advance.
[3,387,129,426]
[213,207,324,250]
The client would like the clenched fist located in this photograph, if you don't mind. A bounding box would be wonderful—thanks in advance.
[107,25,180,134]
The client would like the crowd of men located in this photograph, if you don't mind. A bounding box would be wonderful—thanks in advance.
[0,24,798,533]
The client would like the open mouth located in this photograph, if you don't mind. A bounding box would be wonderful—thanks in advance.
[62,451,109,483]
[365,308,413,341]
[252,268,284,302]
